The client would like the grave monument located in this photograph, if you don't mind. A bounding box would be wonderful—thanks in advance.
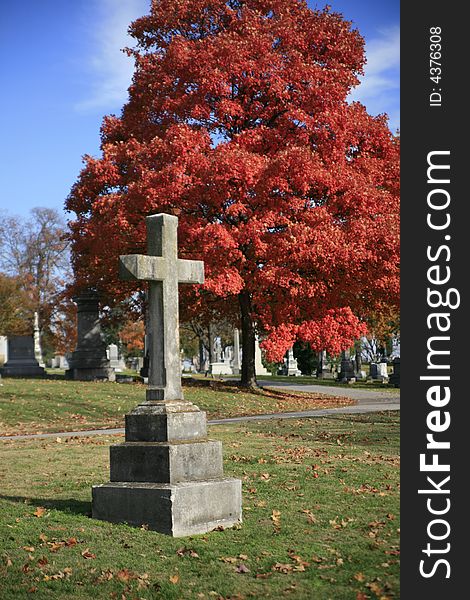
[92,214,242,536]
[65,291,115,381]
[0,336,45,377]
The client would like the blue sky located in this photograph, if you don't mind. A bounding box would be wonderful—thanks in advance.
[0,0,399,220]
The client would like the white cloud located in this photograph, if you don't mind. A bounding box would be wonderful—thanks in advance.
[76,0,150,112]
[349,26,400,132]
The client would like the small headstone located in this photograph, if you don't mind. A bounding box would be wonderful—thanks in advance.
[0,336,45,377]
[59,355,69,370]
[369,361,388,382]
[0,335,8,365]
[255,335,271,376]
[92,214,242,535]
[210,336,232,375]
[107,344,126,372]
[232,329,241,375]
[283,348,301,376]
[338,350,355,382]
[65,291,115,381]
[389,357,400,387]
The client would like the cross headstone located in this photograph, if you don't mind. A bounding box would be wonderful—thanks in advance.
[119,214,203,401]
[92,214,242,536]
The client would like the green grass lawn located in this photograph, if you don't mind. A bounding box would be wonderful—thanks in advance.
[212,373,400,392]
[0,377,353,436]
[0,413,399,599]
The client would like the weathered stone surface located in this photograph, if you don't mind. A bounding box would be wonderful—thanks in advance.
[92,478,242,537]
[110,439,223,483]
[0,336,45,377]
[125,404,207,442]
[338,350,356,382]
[119,214,203,401]
[66,291,115,381]
[92,214,242,536]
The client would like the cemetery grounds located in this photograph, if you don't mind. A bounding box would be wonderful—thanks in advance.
[0,376,399,599]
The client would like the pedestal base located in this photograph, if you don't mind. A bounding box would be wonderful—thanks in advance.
[92,478,242,537]
[65,367,115,382]
[0,365,45,377]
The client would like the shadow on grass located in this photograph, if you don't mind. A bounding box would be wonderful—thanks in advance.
[0,494,91,517]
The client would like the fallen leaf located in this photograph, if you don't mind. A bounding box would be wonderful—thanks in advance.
[116,568,133,582]
[81,548,96,560]
[169,574,179,584]
[219,557,238,563]
[33,507,46,518]
[236,563,250,573]
[23,546,35,552]
[354,572,365,582]
[272,562,293,574]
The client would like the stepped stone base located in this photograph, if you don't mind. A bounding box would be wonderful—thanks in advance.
[92,399,242,536]
[65,367,115,382]
[0,365,45,377]
[92,478,242,537]
[109,439,223,483]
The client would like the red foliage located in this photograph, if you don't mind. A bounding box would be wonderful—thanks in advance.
[66,0,399,362]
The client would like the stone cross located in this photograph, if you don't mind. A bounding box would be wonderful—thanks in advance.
[119,214,204,401]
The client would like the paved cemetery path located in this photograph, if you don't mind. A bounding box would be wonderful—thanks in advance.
[0,383,399,442]
[258,379,400,405]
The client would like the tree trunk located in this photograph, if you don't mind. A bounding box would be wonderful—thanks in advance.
[239,291,257,388]
[198,337,205,373]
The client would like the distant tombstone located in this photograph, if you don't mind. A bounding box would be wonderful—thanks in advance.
[255,335,271,376]
[232,329,241,375]
[33,312,45,367]
[316,350,335,379]
[107,344,126,372]
[338,350,355,382]
[370,361,388,381]
[210,342,233,375]
[0,336,7,365]
[65,291,115,381]
[283,348,301,376]
[377,362,389,378]
[389,357,400,388]
[59,355,69,370]
[92,213,241,535]
[210,336,231,375]
[0,336,45,377]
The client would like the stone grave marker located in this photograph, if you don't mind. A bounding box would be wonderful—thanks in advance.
[0,336,45,377]
[107,343,126,372]
[92,214,242,536]
[338,349,356,382]
[283,347,301,376]
[232,329,241,375]
[66,291,115,381]
[254,335,270,376]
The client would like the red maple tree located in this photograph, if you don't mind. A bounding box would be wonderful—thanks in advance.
[66,0,399,387]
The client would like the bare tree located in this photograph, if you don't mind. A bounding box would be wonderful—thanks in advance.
[0,207,72,355]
